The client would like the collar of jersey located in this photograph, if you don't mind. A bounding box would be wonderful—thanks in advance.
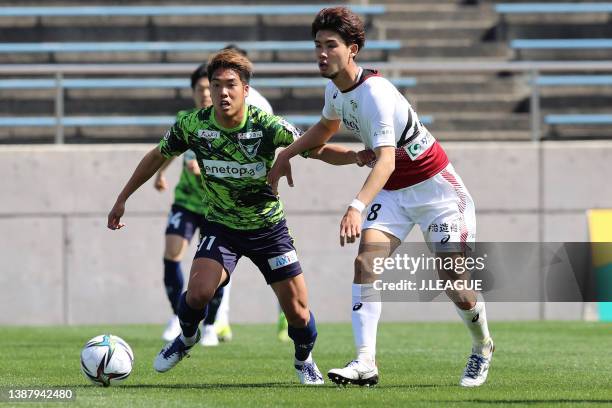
[211,105,248,133]
[340,67,364,93]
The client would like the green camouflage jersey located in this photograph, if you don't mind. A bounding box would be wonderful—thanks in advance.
[172,109,206,215]
[158,104,306,230]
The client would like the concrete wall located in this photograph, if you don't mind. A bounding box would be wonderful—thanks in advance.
[1,141,608,326]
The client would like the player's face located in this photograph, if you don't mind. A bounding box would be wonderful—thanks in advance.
[193,77,212,109]
[314,30,355,79]
[210,68,249,120]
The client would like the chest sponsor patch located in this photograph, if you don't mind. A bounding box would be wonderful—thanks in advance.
[202,159,266,179]
[268,250,299,271]
[404,131,435,160]
[197,129,221,140]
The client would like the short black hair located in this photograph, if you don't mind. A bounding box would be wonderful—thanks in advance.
[190,63,208,89]
[207,49,253,85]
[223,44,248,57]
[311,7,366,53]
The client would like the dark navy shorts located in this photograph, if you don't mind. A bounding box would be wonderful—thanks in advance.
[194,219,303,285]
[165,204,203,242]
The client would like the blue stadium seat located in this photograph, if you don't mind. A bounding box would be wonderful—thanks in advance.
[534,75,612,130]
[545,114,612,125]
[535,75,612,86]
[0,114,433,128]
[0,77,417,89]
[496,3,612,14]
[511,39,612,50]
[0,5,386,17]
[0,40,401,54]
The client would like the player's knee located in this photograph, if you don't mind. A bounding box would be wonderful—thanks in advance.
[186,287,214,310]
[164,246,182,261]
[164,237,185,260]
[354,254,376,282]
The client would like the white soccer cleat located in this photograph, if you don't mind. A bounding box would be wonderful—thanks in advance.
[162,315,181,342]
[459,341,495,387]
[328,359,379,386]
[154,330,200,373]
[200,324,219,347]
[295,354,324,385]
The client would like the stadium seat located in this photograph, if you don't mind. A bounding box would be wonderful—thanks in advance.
[0,5,386,18]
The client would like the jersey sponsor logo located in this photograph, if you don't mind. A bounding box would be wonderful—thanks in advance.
[404,131,435,160]
[237,131,263,159]
[343,116,360,132]
[197,129,221,140]
[202,159,266,179]
[268,250,299,271]
[374,128,394,141]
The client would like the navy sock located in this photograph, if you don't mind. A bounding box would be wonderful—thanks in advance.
[163,259,184,314]
[288,311,317,361]
[177,292,208,338]
[203,286,224,326]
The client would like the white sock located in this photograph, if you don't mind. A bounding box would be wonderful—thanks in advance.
[295,352,313,366]
[455,298,492,356]
[214,280,231,328]
[352,283,382,364]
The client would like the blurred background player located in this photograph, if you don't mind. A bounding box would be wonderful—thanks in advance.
[154,63,213,343]
[269,6,494,388]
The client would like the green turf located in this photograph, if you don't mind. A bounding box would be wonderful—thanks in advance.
[0,322,610,407]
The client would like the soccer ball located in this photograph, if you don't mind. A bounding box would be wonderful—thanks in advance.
[80,334,134,387]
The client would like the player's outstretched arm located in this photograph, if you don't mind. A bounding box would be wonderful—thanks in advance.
[268,117,339,192]
[340,146,395,246]
[153,156,175,192]
[107,147,167,230]
[308,145,377,166]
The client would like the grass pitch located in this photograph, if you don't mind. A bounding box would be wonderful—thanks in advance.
[0,321,610,407]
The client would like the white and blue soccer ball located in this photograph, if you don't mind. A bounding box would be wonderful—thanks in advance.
[80,334,134,387]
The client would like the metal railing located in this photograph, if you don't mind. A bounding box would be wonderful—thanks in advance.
[1,60,612,143]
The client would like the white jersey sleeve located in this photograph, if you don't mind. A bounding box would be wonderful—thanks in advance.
[361,79,397,149]
[322,82,340,121]
[246,87,274,114]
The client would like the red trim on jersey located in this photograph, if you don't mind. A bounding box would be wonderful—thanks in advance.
[440,168,469,252]
[341,69,382,93]
[383,141,449,190]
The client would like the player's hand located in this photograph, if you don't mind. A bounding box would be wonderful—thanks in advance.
[340,207,362,246]
[107,200,126,230]
[154,173,168,192]
[356,149,377,168]
[268,153,294,195]
[186,159,201,176]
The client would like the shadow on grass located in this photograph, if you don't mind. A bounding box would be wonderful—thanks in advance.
[64,383,448,390]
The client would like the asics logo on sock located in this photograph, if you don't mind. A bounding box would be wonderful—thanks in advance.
[353,303,363,311]
[472,313,479,323]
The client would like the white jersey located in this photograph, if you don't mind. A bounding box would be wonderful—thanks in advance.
[247,87,273,114]
[321,67,448,190]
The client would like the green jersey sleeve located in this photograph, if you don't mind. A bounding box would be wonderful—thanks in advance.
[270,116,310,158]
[158,114,190,158]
